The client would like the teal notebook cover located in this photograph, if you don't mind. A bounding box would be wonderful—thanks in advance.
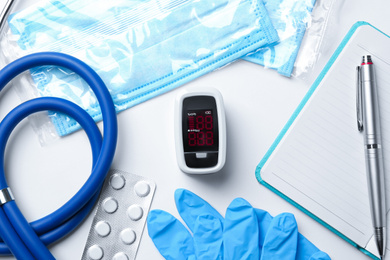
[256,21,390,260]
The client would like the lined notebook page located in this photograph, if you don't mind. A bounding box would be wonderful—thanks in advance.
[260,25,390,257]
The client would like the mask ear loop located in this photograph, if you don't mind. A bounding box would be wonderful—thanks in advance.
[0,52,118,259]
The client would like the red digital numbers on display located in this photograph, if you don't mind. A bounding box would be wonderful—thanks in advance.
[188,131,213,146]
[188,110,214,147]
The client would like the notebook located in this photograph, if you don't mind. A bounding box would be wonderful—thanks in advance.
[256,22,390,260]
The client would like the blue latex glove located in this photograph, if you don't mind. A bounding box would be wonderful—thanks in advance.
[147,189,330,259]
[147,189,224,259]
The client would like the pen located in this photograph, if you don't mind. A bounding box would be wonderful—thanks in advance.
[357,55,387,259]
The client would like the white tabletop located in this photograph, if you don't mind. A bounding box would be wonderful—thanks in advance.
[0,0,389,259]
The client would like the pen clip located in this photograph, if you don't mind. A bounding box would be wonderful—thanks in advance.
[356,65,363,132]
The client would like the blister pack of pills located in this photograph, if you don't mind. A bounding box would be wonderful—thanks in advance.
[82,169,156,260]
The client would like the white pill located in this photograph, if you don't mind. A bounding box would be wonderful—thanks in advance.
[110,174,126,190]
[112,252,129,260]
[87,245,104,260]
[94,221,111,237]
[127,204,143,221]
[134,181,150,197]
[120,228,136,245]
[102,198,118,214]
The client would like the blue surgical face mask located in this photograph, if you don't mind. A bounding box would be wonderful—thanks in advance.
[243,0,316,77]
[5,0,278,136]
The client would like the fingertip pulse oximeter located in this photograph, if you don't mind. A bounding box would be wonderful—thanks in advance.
[175,87,226,174]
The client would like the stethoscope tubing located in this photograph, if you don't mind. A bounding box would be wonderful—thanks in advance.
[0,52,117,259]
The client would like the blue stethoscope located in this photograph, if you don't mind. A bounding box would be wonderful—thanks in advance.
[0,2,118,258]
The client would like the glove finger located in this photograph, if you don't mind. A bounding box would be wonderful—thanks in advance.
[254,208,273,250]
[147,209,195,260]
[175,189,223,233]
[223,198,260,259]
[193,214,223,260]
[255,209,331,259]
[261,213,298,260]
[296,233,331,260]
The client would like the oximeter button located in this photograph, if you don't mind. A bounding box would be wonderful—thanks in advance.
[113,252,129,260]
[127,204,143,221]
[120,228,136,245]
[95,221,111,237]
[185,152,218,168]
[134,181,150,197]
[196,153,207,158]
[110,174,126,190]
[102,198,118,214]
[87,245,104,260]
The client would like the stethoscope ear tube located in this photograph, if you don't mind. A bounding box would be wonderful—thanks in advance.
[0,0,15,32]
[0,52,117,259]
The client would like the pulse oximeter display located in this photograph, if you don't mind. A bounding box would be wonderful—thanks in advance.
[185,109,218,150]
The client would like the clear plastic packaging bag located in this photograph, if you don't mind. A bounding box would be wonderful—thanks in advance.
[292,0,338,78]
[243,0,337,78]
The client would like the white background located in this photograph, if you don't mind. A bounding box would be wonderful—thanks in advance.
[0,0,389,259]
